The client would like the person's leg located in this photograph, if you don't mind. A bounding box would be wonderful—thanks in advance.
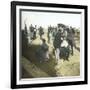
[48,37,50,43]
[57,48,60,61]
[55,49,58,61]
[55,48,60,61]
[55,49,57,60]
[71,45,73,55]
[45,51,49,61]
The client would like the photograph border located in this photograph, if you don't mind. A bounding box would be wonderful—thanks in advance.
[11,1,88,89]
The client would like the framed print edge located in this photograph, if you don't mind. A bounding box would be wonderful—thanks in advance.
[11,1,17,89]
[11,1,88,89]
[84,6,88,84]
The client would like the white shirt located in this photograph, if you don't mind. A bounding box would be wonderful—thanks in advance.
[61,40,68,47]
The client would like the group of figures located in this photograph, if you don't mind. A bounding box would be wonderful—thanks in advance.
[23,23,77,63]
[47,24,76,61]
[27,24,44,43]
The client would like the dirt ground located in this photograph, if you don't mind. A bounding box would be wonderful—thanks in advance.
[21,31,80,78]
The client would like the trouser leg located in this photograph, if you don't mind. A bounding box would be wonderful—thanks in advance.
[55,48,60,61]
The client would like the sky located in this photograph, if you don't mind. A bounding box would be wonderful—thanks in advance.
[21,11,81,30]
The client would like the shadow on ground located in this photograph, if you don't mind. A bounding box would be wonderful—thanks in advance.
[21,44,57,78]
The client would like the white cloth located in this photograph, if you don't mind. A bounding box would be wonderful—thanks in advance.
[61,40,68,47]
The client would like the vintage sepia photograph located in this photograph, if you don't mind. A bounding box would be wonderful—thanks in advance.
[11,1,87,89]
[20,10,81,78]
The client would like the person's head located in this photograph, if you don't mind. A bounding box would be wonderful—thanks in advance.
[35,25,37,28]
[31,24,33,27]
[40,26,42,28]
[58,27,63,33]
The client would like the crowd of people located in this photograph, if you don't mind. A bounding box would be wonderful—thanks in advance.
[23,23,76,63]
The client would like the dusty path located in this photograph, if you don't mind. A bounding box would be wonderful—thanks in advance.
[21,31,80,78]
[55,48,80,76]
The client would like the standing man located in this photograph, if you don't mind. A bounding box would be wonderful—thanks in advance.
[41,39,49,61]
[29,24,34,40]
[47,25,52,43]
[53,26,63,62]
[67,27,75,55]
[38,26,44,39]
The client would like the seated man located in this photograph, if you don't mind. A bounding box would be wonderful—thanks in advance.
[60,37,70,61]
[36,39,49,63]
[41,39,49,61]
